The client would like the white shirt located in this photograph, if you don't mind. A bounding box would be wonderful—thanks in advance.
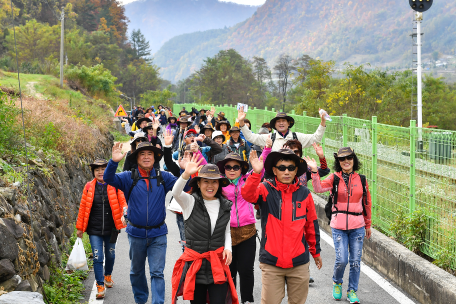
[172,176,232,252]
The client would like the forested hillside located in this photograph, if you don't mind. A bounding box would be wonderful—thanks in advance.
[124,0,259,53]
[156,0,456,82]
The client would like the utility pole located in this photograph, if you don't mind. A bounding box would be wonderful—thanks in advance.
[416,12,423,148]
[59,7,64,88]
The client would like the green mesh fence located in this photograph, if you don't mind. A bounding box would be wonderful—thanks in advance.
[174,104,456,266]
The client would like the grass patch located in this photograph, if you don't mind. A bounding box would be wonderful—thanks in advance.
[112,129,131,143]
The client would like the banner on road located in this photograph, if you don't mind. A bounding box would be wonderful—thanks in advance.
[115,105,128,117]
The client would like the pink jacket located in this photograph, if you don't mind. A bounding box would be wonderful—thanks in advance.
[311,172,372,230]
[223,147,271,228]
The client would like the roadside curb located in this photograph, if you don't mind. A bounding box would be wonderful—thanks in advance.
[311,193,456,304]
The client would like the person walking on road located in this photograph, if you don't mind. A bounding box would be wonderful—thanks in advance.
[216,137,272,304]
[123,132,148,172]
[237,108,327,152]
[306,147,372,304]
[171,157,238,304]
[103,142,178,304]
[241,149,322,304]
[76,159,128,299]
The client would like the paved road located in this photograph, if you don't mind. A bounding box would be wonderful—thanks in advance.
[82,191,419,304]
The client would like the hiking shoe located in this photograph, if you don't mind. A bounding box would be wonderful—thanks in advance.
[309,276,314,284]
[104,275,114,288]
[333,282,342,300]
[96,283,106,299]
[347,290,360,303]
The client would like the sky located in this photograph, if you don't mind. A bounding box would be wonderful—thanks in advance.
[119,0,266,6]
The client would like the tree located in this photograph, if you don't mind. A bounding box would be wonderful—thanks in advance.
[252,56,272,102]
[273,54,296,111]
[140,85,177,109]
[130,29,151,61]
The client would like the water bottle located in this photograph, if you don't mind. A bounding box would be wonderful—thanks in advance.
[319,109,332,122]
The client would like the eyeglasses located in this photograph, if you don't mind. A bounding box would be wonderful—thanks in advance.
[185,133,196,138]
[275,165,297,172]
[224,165,241,172]
[338,155,354,162]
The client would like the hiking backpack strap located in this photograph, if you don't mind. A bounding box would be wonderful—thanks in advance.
[292,132,298,140]
[127,168,164,203]
[271,133,276,146]
[360,174,368,216]
[325,174,339,223]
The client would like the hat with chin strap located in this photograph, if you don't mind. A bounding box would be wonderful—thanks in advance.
[264,148,306,177]
[126,142,163,164]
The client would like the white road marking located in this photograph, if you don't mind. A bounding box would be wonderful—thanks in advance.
[89,259,105,303]
[320,230,416,304]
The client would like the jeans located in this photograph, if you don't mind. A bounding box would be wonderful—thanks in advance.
[176,213,185,251]
[191,283,228,304]
[230,235,256,303]
[128,234,167,304]
[331,227,365,292]
[89,234,116,286]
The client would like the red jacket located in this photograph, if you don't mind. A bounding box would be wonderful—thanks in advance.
[241,173,321,269]
[311,171,372,230]
[171,247,239,304]
[76,179,127,232]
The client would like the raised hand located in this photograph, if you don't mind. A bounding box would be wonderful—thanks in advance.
[318,108,327,127]
[312,142,324,159]
[163,129,174,146]
[112,142,126,162]
[303,156,318,173]
[265,134,272,149]
[249,150,264,174]
[237,107,246,125]
[182,153,203,179]
[195,134,206,142]
[178,154,190,170]
[190,142,199,153]
[152,117,160,130]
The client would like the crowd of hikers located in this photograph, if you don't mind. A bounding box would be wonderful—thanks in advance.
[76,104,372,304]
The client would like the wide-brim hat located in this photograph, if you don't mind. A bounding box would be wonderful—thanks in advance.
[126,142,163,164]
[270,112,295,130]
[334,147,355,159]
[217,111,225,117]
[216,120,231,131]
[179,110,189,116]
[89,159,108,169]
[130,132,147,145]
[212,130,226,142]
[199,109,207,113]
[229,126,241,134]
[264,149,307,177]
[188,164,230,188]
[135,117,151,128]
[168,116,177,123]
[217,153,249,175]
[142,122,161,133]
[202,124,215,133]
[200,115,207,121]
[177,117,190,125]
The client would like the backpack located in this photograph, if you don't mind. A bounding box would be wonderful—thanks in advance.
[324,174,368,224]
[271,132,298,146]
[126,167,164,203]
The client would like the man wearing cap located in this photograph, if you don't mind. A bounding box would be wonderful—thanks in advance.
[237,108,326,152]
[104,142,178,304]
[241,149,322,304]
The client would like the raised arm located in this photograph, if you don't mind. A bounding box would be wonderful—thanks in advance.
[237,108,267,147]
[303,156,335,193]
[241,152,268,204]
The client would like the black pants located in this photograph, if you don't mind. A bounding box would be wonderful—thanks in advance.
[190,282,228,304]
[229,234,257,303]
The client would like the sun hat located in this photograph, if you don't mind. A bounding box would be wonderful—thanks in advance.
[126,142,163,164]
[135,117,151,128]
[216,153,249,175]
[264,148,307,177]
[212,131,226,142]
[334,147,355,159]
[188,164,230,188]
[202,125,215,133]
[168,116,177,124]
[177,116,191,126]
[129,132,147,145]
[269,112,295,130]
[258,127,270,135]
[215,120,231,131]
[228,126,241,134]
[89,159,108,176]
[142,122,161,133]
[179,110,189,116]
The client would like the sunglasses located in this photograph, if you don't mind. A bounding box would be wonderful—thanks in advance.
[134,138,147,143]
[338,155,354,162]
[275,165,297,172]
[224,165,241,172]
[185,133,196,138]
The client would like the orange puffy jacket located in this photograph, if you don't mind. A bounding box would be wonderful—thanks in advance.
[76,179,128,232]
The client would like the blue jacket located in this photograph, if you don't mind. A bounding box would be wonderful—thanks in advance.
[103,159,177,238]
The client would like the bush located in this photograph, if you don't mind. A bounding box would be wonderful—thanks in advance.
[0,88,18,147]
[64,64,119,96]
[390,207,428,254]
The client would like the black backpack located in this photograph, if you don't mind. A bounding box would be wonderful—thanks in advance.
[271,132,298,146]
[126,167,164,203]
[324,174,368,224]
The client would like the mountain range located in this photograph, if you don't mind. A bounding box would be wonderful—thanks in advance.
[152,0,456,82]
[124,0,259,54]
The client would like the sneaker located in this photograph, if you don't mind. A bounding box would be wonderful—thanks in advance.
[104,275,114,288]
[96,283,106,299]
[346,290,360,303]
[333,282,342,301]
[309,276,314,284]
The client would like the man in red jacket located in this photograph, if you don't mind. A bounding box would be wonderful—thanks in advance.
[242,149,322,304]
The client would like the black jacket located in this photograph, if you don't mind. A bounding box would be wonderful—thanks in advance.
[86,183,115,236]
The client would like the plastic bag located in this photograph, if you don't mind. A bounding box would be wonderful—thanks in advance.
[66,238,88,271]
